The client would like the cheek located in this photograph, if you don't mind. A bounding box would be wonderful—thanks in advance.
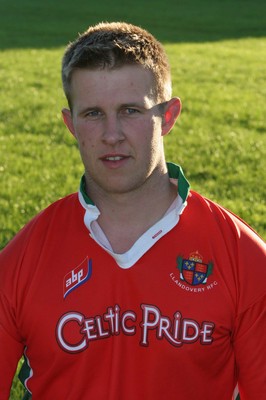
[80,140,95,149]
[75,125,97,150]
[136,118,161,147]
[75,119,99,143]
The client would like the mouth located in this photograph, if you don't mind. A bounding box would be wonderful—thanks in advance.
[104,156,125,161]
[100,153,130,161]
[100,154,130,168]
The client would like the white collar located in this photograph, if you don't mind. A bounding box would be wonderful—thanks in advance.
[78,190,187,269]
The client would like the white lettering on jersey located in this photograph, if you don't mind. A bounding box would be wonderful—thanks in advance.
[56,304,215,354]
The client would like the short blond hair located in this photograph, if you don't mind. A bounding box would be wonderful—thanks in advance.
[62,22,172,108]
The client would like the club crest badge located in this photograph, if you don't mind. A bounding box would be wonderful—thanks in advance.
[177,251,213,286]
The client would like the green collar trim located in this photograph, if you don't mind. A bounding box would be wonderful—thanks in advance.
[166,162,190,202]
[79,162,190,205]
[80,176,95,205]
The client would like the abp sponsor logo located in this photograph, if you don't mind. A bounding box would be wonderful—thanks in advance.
[63,257,92,298]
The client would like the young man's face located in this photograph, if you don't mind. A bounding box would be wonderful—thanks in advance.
[63,65,178,199]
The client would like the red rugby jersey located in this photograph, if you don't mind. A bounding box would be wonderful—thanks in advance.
[0,164,265,399]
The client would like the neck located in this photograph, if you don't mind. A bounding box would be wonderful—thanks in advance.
[85,171,177,253]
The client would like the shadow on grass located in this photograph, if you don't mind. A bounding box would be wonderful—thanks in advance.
[0,0,265,49]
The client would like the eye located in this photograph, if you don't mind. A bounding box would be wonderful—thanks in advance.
[84,109,103,119]
[122,107,140,116]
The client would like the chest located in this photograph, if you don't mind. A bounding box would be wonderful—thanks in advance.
[18,225,236,353]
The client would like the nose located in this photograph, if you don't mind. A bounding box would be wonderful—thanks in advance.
[102,114,125,145]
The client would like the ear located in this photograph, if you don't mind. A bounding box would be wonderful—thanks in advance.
[62,108,76,137]
[161,97,182,136]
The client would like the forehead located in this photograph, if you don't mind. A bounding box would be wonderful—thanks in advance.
[70,65,157,108]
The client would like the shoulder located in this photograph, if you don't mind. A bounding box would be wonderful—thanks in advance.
[185,190,266,309]
[0,192,86,305]
[0,192,81,257]
[187,190,265,245]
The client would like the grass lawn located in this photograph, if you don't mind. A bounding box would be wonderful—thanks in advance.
[0,0,265,398]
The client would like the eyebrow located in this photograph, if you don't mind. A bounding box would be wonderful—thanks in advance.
[78,106,101,116]
[78,102,148,115]
[77,100,167,116]
[121,102,150,110]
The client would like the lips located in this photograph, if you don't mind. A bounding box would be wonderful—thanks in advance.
[100,154,130,168]
[100,154,129,161]
[104,156,124,161]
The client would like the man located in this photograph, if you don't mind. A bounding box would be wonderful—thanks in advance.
[0,22,265,400]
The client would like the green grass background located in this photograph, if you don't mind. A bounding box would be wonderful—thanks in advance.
[0,0,265,398]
